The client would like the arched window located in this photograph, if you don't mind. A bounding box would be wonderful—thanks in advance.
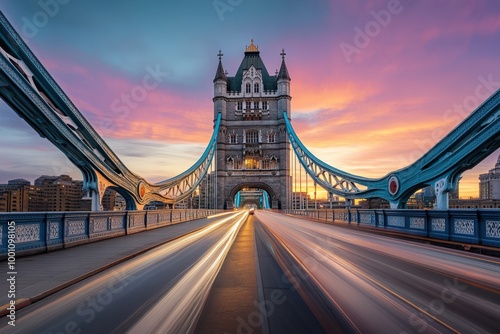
[227,156,235,169]
[245,83,251,94]
[254,82,260,93]
[270,156,278,169]
[246,130,259,144]
[268,131,276,143]
[228,132,237,144]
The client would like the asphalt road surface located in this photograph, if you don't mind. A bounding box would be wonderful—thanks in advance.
[255,210,500,334]
[2,210,499,333]
[0,211,248,334]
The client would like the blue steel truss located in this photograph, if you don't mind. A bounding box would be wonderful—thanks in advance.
[1,11,499,210]
[285,88,500,208]
[0,12,219,210]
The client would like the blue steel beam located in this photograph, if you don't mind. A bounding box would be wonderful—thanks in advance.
[0,12,219,210]
[285,89,500,208]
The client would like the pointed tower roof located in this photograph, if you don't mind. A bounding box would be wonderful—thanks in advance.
[213,50,227,83]
[496,154,500,168]
[227,40,277,92]
[277,48,291,81]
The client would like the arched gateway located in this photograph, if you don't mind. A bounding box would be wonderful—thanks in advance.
[213,40,292,209]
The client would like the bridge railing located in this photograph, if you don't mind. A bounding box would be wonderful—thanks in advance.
[0,209,222,257]
[283,209,500,247]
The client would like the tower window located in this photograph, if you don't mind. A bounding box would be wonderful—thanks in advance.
[228,132,237,144]
[268,131,276,143]
[254,101,259,110]
[237,102,242,110]
[262,101,268,110]
[254,82,260,93]
[246,130,259,144]
[244,157,260,169]
[246,101,251,110]
[246,83,251,94]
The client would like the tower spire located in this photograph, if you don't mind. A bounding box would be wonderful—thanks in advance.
[213,50,227,82]
[277,48,291,81]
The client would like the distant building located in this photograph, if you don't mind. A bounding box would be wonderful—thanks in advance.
[0,175,90,212]
[0,179,40,212]
[449,198,500,209]
[359,198,390,209]
[479,154,500,199]
[405,185,459,209]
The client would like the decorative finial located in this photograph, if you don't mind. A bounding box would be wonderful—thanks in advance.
[217,50,223,60]
[245,39,259,52]
[275,69,278,75]
[280,48,286,59]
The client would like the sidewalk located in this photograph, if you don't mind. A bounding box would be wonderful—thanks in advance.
[0,217,216,314]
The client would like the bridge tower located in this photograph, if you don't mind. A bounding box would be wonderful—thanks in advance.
[213,40,291,209]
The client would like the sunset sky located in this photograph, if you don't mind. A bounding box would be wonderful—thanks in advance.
[1,0,499,199]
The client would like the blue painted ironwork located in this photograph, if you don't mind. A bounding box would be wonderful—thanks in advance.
[234,191,241,208]
[263,191,270,209]
[1,10,499,211]
[0,12,219,210]
[0,208,222,256]
[285,209,500,248]
[285,88,500,208]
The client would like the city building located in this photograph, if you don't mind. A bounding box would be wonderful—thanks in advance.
[479,154,500,199]
[0,175,90,212]
[0,179,41,212]
[449,198,500,209]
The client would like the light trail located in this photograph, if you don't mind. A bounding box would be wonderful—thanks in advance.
[0,211,248,334]
[255,210,500,333]
[128,211,248,333]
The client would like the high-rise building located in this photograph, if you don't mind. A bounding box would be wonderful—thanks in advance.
[479,154,500,199]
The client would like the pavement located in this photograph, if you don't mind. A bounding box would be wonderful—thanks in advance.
[0,216,218,316]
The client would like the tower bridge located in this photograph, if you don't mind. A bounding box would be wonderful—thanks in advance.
[0,11,499,333]
[0,12,499,211]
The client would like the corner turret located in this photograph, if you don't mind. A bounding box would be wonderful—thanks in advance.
[213,50,227,120]
[277,49,291,119]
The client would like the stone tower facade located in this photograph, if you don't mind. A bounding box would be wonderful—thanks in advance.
[213,40,291,209]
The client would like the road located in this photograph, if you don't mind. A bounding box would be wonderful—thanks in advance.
[254,210,500,333]
[0,211,248,334]
[2,210,499,333]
